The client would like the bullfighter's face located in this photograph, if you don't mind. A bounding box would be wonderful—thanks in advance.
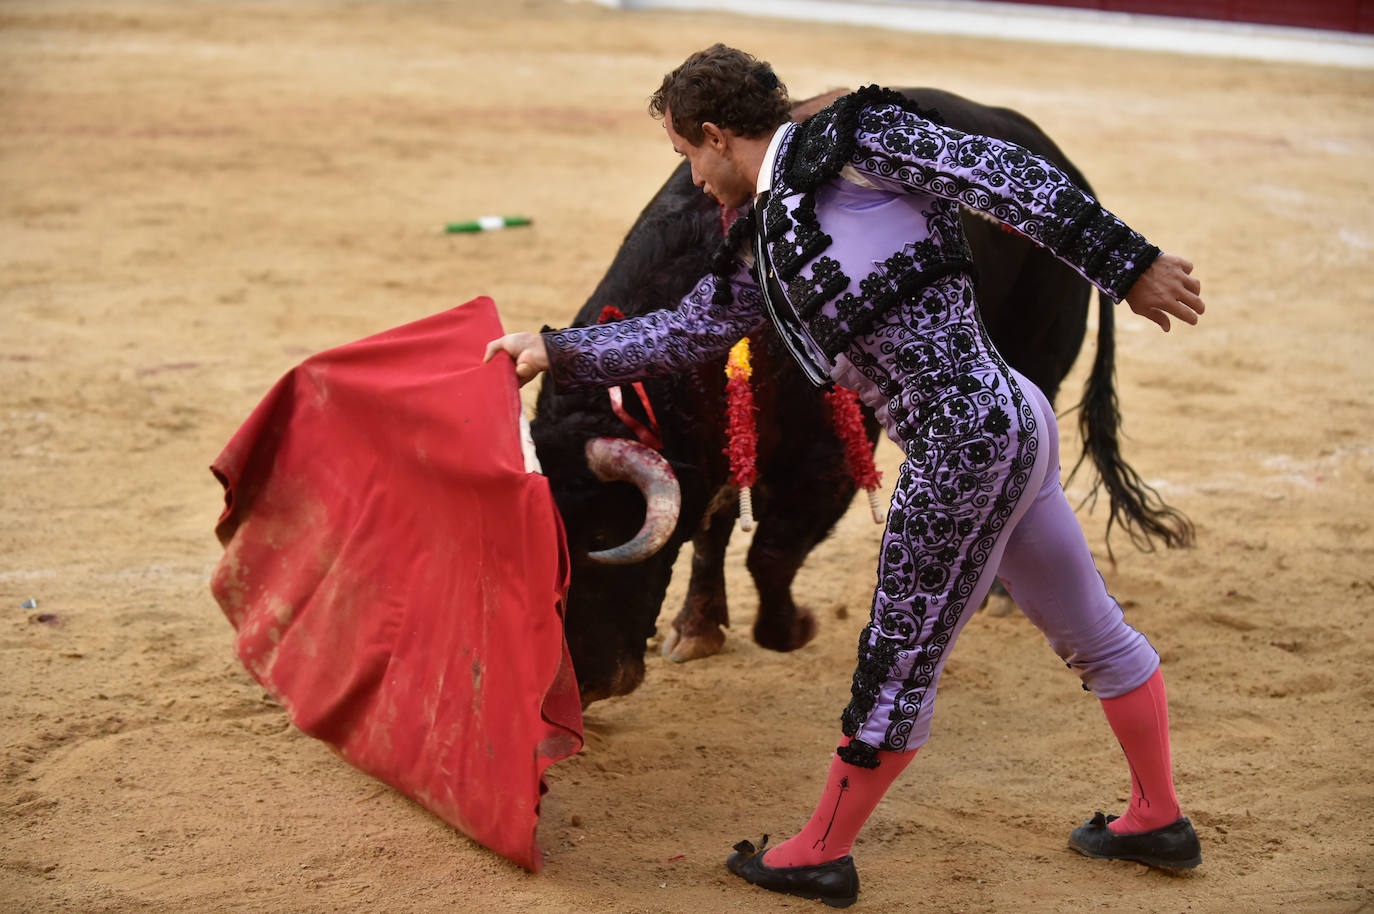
[664,109,754,210]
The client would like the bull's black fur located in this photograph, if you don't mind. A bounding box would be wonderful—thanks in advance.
[534,87,1193,705]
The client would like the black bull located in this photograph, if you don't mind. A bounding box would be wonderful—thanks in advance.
[531,87,1193,705]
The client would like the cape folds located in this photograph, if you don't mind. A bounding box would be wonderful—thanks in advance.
[209,298,582,872]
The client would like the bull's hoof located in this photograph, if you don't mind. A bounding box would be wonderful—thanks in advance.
[662,626,726,662]
[753,610,817,653]
[577,659,646,707]
[981,591,1017,617]
[980,579,1017,616]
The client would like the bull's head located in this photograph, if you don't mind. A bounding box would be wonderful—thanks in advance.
[533,386,710,706]
[534,155,725,706]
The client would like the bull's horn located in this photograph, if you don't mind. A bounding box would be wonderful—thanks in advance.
[584,437,681,565]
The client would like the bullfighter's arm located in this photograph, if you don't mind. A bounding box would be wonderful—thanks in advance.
[540,261,766,391]
[845,101,1160,304]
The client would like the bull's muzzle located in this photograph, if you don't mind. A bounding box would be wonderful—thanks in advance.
[584,437,681,564]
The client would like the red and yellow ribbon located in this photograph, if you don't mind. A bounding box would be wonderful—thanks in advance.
[724,339,758,530]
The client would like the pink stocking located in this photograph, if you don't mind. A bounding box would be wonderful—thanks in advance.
[762,739,918,868]
[1099,666,1182,834]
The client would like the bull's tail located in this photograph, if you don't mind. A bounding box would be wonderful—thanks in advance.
[1068,289,1195,559]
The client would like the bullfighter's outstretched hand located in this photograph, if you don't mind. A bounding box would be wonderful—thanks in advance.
[484,332,550,386]
[1125,252,1205,332]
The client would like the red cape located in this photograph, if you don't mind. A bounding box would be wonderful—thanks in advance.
[209,297,582,872]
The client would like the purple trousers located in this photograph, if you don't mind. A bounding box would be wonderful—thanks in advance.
[839,363,1160,756]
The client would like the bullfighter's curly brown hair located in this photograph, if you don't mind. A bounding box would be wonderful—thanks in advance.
[649,44,791,145]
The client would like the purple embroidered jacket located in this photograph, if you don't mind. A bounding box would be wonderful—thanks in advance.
[543,87,1157,429]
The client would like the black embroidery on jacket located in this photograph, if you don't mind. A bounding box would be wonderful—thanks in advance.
[785,85,946,193]
[787,256,850,323]
[769,195,834,285]
[762,89,980,361]
[835,261,976,357]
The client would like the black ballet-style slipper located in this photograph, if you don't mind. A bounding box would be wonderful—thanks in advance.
[1069,811,1203,871]
[725,836,859,908]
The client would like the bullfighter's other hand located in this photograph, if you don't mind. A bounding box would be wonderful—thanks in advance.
[1124,252,1205,332]
[483,332,550,386]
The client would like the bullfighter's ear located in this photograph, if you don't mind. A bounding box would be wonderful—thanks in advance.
[701,121,727,149]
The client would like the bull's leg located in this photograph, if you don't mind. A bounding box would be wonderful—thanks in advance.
[746,475,852,652]
[747,533,819,652]
[662,495,735,662]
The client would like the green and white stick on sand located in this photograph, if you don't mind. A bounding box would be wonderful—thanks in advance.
[445,215,532,233]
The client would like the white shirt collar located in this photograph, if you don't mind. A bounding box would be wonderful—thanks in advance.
[755,122,793,198]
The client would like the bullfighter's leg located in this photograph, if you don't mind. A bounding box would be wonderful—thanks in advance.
[740,369,1048,882]
[993,381,1195,861]
[663,498,735,662]
[994,378,1160,703]
[840,393,1047,758]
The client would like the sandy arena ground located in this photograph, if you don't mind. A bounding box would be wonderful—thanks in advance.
[2,2,1372,911]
